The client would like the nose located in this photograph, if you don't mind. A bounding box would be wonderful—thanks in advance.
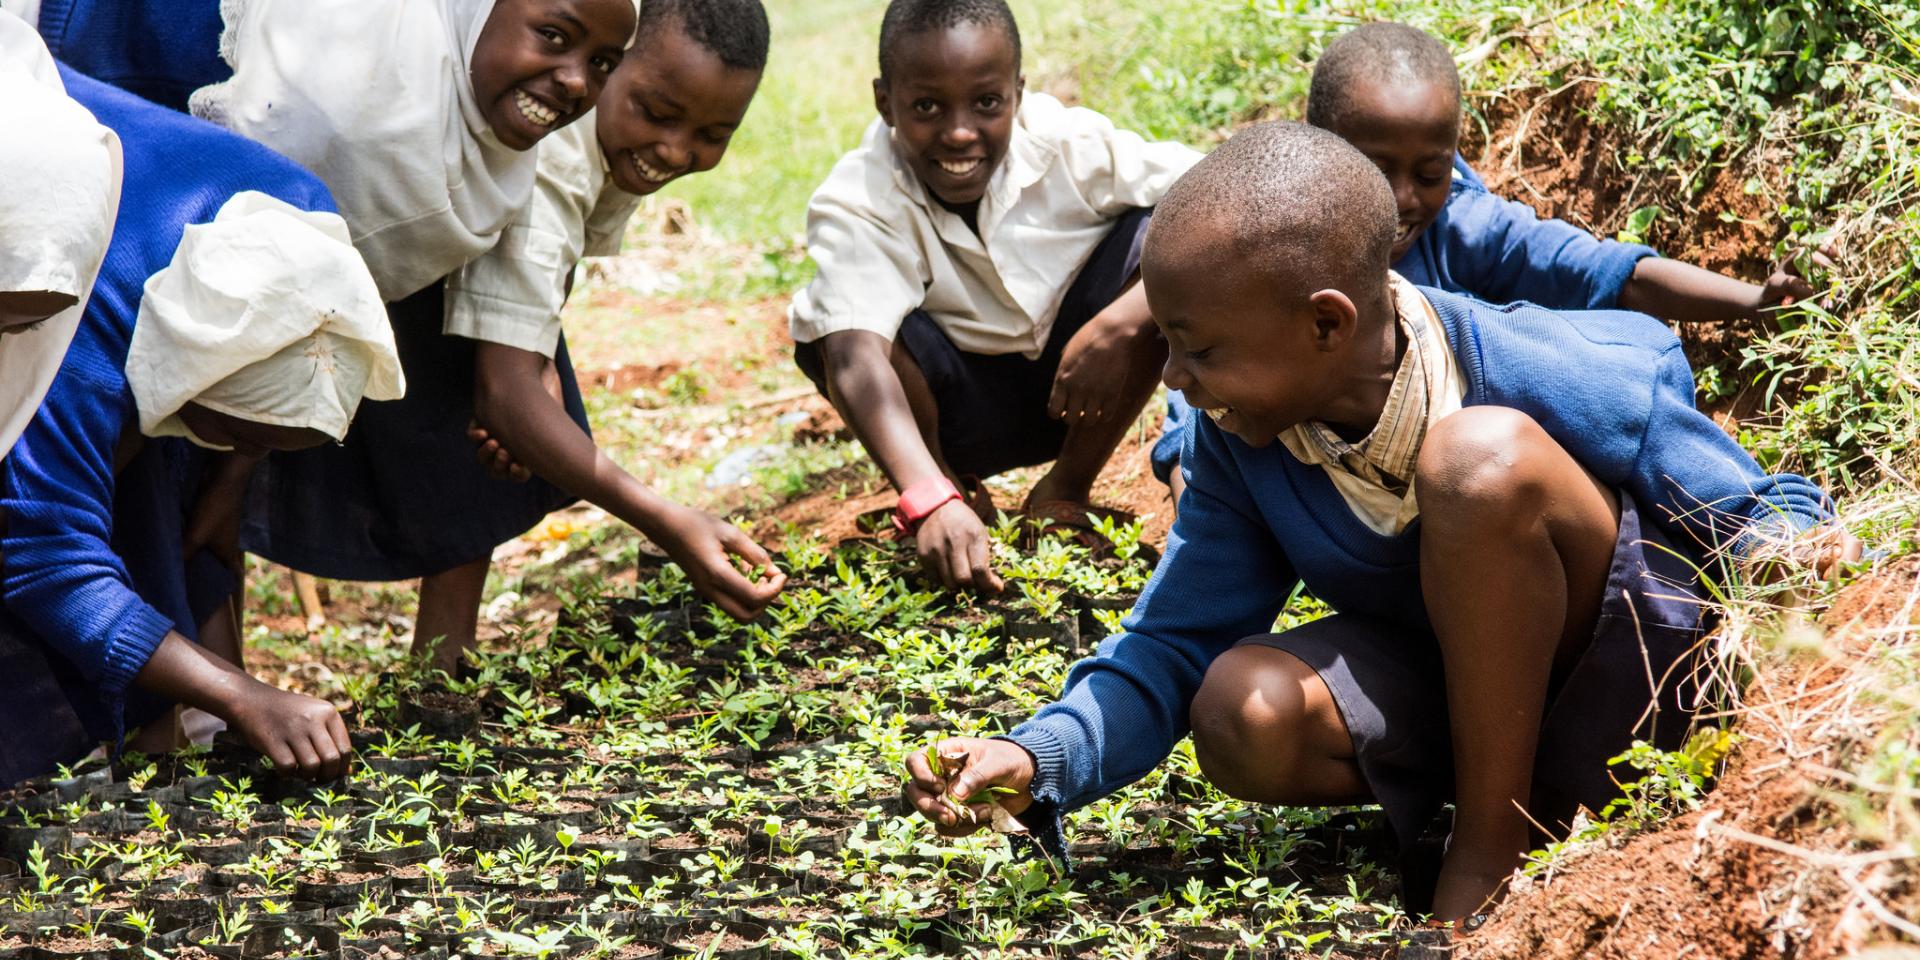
[1391,176,1419,217]
[655,133,692,172]
[555,58,592,102]
[941,122,979,150]
[1162,351,1194,392]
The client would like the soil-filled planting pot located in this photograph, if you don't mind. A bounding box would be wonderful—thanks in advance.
[396,693,482,741]
[293,868,392,909]
[239,924,339,960]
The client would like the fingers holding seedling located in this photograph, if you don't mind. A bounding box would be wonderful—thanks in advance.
[903,736,1036,838]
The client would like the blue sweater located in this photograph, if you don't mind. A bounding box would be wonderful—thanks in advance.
[0,68,336,762]
[35,0,229,113]
[1154,160,1658,480]
[1012,287,1830,823]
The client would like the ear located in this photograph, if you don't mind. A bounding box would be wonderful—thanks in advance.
[873,77,895,127]
[1306,289,1360,351]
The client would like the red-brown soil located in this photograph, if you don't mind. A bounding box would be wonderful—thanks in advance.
[1462,80,1790,381]
[1465,559,1920,959]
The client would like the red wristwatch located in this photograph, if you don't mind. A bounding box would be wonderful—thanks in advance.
[893,476,963,537]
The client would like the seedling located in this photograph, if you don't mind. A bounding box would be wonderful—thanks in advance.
[918,742,1023,835]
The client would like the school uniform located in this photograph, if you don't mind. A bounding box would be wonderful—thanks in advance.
[1152,159,1658,482]
[239,118,628,580]
[789,92,1202,478]
[26,0,229,112]
[0,68,386,785]
[1007,281,1831,872]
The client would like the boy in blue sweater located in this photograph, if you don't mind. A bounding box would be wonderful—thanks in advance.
[1152,22,1830,501]
[904,123,1854,926]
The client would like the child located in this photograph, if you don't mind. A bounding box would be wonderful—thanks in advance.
[0,65,403,785]
[1152,22,1828,500]
[190,0,661,669]
[788,0,1202,591]
[0,9,119,460]
[431,0,783,668]
[192,0,639,302]
[903,123,1855,928]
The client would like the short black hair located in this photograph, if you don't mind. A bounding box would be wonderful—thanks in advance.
[1146,121,1397,303]
[637,0,771,72]
[1306,22,1460,133]
[876,0,1021,84]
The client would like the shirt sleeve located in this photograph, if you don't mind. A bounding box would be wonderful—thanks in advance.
[1055,106,1204,216]
[1437,185,1656,310]
[1,379,176,705]
[442,130,603,359]
[1627,337,1833,557]
[786,158,930,344]
[1008,416,1298,840]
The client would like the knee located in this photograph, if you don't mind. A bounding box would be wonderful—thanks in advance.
[1189,645,1313,802]
[1415,407,1555,515]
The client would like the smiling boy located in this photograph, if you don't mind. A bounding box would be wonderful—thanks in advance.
[789,0,1201,591]
[904,122,1854,930]
[1153,22,1830,502]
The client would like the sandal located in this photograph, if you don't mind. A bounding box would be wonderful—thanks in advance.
[1393,913,1490,959]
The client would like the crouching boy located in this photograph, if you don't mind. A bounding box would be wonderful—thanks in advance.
[904,123,1855,933]
[788,0,1201,591]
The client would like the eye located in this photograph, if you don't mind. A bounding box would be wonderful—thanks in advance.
[977,95,1002,111]
[1186,347,1212,363]
[701,129,733,146]
[591,54,620,75]
[912,98,939,116]
[538,26,567,46]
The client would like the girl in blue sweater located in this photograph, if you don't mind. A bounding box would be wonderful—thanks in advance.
[904,124,1856,930]
[1152,22,1831,499]
[0,69,402,786]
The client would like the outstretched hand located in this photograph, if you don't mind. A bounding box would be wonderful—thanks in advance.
[902,736,1036,838]
[1758,242,1841,313]
[228,682,352,781]
[653,506,787,621]
[468,357,567,482]
[914,500,1004,593]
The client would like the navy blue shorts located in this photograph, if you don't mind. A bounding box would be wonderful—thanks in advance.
[1238,490,1708,863]
[794,208,1153,480]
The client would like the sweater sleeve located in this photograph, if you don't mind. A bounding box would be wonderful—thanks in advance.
[0,380,176,705]
[1627,340,1833,558]
[1008,417,1298,829]
[1438,186,1656,310]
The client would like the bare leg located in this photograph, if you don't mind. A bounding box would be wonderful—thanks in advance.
[1414,407,1619,920]
[1189,644,1371,805]
[413,558,489,675]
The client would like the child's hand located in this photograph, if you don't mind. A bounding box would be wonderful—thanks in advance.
[652,505,787,620]
[226,681,352,781]
[1758,242,1840,312]
[1049,305,1161,426]
[467,419,533,482]
[915,500,1004,593]
[903,736,1035,837]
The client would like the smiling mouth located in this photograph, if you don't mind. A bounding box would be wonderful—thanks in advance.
[936,157,984,177]
[514,89,560,128]
[628,151,675,185]
[1203,406,1233,424]
[1394,221,1417,244]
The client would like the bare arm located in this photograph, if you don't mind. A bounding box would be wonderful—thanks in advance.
[1618,255,1821,323]
[470,343,785,619]
[134,632,349,780]
[818,330,1001,591]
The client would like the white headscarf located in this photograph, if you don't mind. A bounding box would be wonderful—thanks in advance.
[126,192,406,446]
[190,0,533,303]
[0,9,122,462]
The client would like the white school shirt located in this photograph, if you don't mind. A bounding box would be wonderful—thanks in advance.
[443,114,640,358]
[787,92,1202,359]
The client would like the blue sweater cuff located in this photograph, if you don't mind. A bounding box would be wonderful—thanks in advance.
[99,604,176,703]
[995,732,1070,865]
[1595,246,1659,309]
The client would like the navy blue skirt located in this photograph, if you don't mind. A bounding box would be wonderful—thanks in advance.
[0,438,235,785]
[241,282,590,581]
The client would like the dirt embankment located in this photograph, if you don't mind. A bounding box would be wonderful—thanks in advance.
[1467,559,1920,960]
